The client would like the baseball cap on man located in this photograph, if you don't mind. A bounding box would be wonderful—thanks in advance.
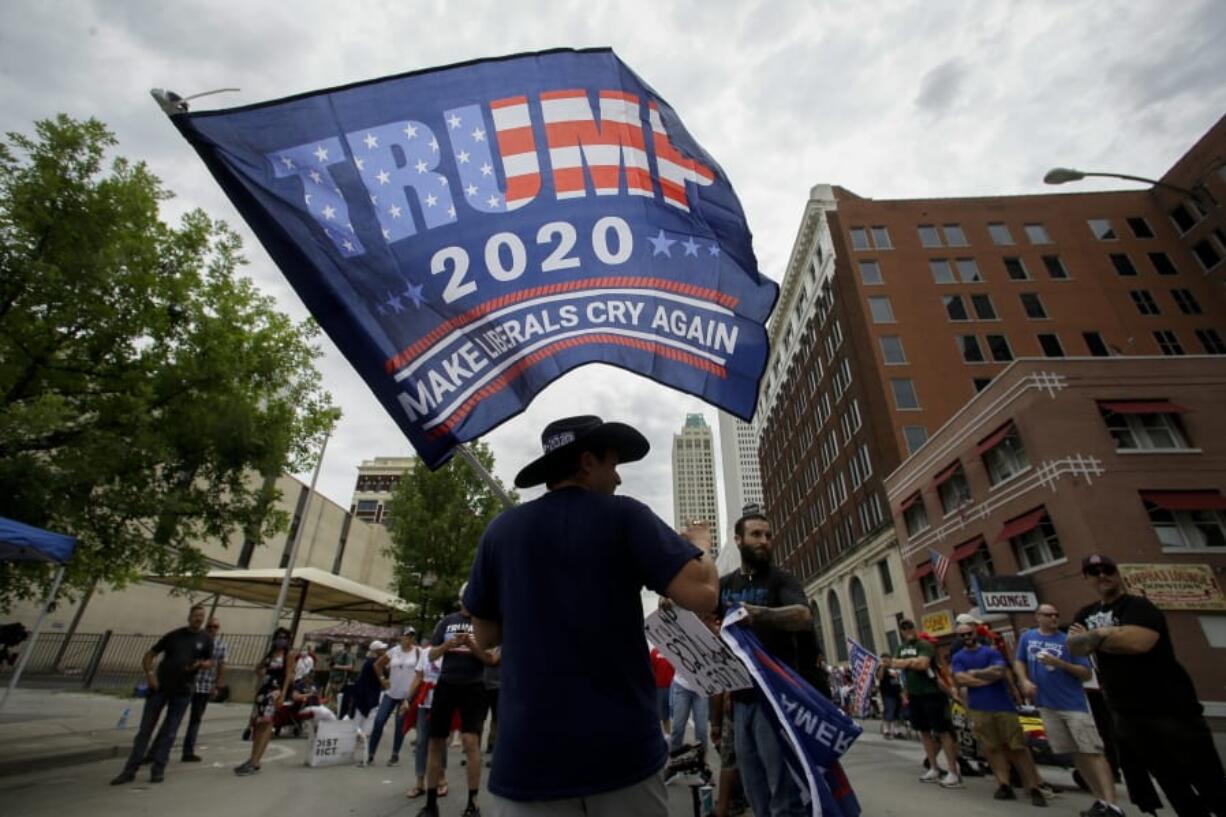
[514,415,649,488]
[955,613,981,627]
[1081,553,1117,574]
[369,640,388,651]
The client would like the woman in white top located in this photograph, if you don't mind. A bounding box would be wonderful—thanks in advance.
[366,627,424,765]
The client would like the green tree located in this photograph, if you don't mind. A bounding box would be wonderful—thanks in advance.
[384,441,515,632]
[0,115,337,610]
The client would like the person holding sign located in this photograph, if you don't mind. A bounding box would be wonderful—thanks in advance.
[462,416,718,817]
[717,511,816,817]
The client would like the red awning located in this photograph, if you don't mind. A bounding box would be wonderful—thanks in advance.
[994,507,1048,543]
[908,561,934,581]
[932,461,962,489]
[897,492,922,514]
[951,536,985,562]
[1140,491,1226,511]
[976,421,1015,456]
[1098,400,1190,414]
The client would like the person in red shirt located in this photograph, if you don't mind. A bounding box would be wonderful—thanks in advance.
[650,645,675,736]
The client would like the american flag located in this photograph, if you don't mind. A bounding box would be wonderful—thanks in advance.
[929,548,952,586]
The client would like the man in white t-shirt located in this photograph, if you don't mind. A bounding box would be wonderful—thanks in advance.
[368,627,425,765]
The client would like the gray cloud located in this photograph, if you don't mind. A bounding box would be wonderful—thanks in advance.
[914,58,967,115]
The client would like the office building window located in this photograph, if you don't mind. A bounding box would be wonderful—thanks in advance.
[1143,493,1226,550]
[868,296,895,323]
[1098,402,1189,450]
[918,224,942,248]
[1088,219,1117,240]
[1169,202,1203,234]
[1037,333,1065,357]
[871,226,893,249]
[858,259,883,285]
[1192,239,1222,270]
[880,335,907,364]
[943,224,968,246]
[1127,217,1154,238]
[1042,254,1069,279]
[1171,288,1202,315]
[959,540,996,588]
[988,223,1014,245]
[1023,223,1052,244]
[1020,293,1047,319]
[891,378,920,410]
[850,227,870,251]
[929,259,955,284]
[942,294,970,321]
[1130,289,1160,315]
[1083,331,1110,356]
[1149,251,1178,276]
[1003,256,1029,280]
[981,423,1030,485]
[903,426,928,453]
[1153,330,1184,356]
[920,572,949,603]
[1110,253,1138,276]
[877,559,894,595]
[902,494,929,536]
[956,258,983,282]
[937,463,972,515]
[971,293,997,320]
[986,334,1014,362]
[1011,516,1065,571]
[1196,329,1226,355]
[957,335,985,363]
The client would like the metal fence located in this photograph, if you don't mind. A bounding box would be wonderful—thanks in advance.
[0,631,273,693]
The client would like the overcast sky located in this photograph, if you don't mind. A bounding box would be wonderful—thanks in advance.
[3,1,1224,541]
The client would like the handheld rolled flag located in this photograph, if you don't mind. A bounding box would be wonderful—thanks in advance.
[164,48,777,467]
[722,607,862,817]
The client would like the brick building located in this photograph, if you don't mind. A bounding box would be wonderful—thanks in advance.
[755,114,1226,659]
[882,356,1226,717]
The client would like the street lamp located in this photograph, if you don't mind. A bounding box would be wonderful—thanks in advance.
[1043,166,1210,208]
[418,572,437,632]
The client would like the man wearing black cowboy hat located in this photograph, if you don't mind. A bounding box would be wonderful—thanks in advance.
[1070,553,1226,817]
[458,415,718,817]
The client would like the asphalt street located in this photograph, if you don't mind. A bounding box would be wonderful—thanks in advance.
[0,716,1108,817]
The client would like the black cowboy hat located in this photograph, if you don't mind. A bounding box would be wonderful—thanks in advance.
[514,415,649,488]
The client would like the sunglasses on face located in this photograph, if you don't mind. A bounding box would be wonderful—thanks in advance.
[958,632,977,639]
[1084,565,1117,577]
[1037,611,1059,617]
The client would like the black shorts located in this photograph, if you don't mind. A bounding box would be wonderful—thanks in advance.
[908,693,953,734]
[428,681,488,737]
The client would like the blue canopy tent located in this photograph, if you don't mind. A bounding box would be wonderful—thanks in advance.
[0,516,79,714]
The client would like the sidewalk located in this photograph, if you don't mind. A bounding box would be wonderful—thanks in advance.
[0,687,252,777]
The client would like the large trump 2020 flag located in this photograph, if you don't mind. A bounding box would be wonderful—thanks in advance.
[168,48,777,467]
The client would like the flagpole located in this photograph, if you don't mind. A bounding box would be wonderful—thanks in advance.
[455,444,516,510]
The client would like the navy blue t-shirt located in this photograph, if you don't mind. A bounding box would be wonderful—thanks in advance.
[463,487,702,801]
[951,645,1015,712]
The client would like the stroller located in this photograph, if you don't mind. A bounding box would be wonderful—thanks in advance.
[273,678,323,738]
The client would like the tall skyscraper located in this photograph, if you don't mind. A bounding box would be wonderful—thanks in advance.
[672,413,721,556]
[350,456,416,525]
[718,410,763,548]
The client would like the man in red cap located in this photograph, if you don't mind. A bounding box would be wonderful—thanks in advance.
[1070,553,1225,817]
[459,416,718,817]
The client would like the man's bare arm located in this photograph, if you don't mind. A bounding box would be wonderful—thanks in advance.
[472,618,503,651]
[743,603,813,632]
[1068,624,1158,657]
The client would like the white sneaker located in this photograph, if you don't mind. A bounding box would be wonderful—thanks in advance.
[939,772,963,789]
[919,769,941,783]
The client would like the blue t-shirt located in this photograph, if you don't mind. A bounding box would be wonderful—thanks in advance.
[1015,628,1090,712]
[950,644,1015,712]
[463,487,702,801]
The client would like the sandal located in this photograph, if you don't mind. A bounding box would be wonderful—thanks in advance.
[437,782,449,797]
[405,786,426,799]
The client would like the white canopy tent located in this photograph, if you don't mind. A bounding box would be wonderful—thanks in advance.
[146,566,413,629]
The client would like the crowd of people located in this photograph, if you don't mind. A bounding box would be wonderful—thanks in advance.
[102,415,1225,817]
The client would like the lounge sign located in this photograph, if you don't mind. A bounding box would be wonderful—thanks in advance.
[973,574,1039,613]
